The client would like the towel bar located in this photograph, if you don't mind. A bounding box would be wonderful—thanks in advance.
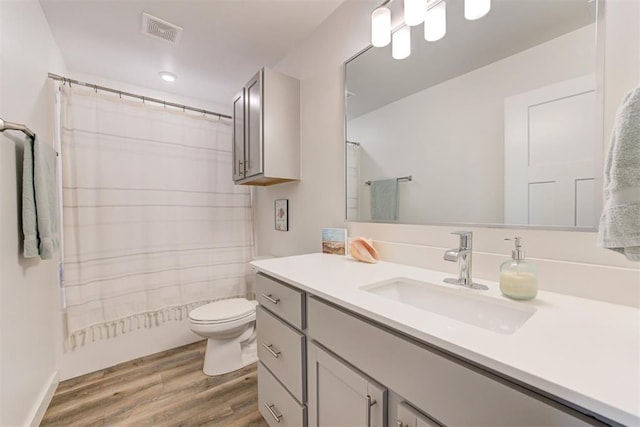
[365,176,412,186]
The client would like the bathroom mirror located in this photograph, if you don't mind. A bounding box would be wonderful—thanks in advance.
[345,0,601,229]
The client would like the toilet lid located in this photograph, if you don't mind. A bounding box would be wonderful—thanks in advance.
[189,298,255,323]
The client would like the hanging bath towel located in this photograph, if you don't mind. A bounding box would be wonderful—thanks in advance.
[597,86,640,261]
[22,136,59,260]
[370,178,398,221]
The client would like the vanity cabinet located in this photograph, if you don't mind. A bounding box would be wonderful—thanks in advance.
[255,273,307,426]
[307,296,603,427]
[258,362,306,427]
[308,342,387,427]
[255,271,605,427]
[256,306,305,402]
[232,68,300,186]
[396,402,441,427]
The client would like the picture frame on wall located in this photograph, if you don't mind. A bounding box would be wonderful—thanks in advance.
[275,199,289,231]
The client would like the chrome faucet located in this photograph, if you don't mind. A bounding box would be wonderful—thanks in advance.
[443,231,488,290]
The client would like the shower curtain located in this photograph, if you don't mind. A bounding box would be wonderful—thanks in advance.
[57,84,254,345]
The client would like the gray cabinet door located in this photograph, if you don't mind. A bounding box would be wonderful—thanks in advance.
[245,69,263,178]
[308,341,386,427]
[232,90,245,181]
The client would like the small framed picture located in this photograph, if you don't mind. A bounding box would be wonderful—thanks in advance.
[275,199,289,231]
[322,228,347,255]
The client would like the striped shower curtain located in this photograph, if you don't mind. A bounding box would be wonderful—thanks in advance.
[58,84,253,345]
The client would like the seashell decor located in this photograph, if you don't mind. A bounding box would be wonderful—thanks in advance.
[349,237,379,264]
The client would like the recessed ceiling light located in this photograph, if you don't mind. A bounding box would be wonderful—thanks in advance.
[159,71,177,82]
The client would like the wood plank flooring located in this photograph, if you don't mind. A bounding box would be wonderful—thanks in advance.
[41,340,269,427]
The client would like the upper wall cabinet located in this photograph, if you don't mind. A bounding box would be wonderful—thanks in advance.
[233,68,300,186]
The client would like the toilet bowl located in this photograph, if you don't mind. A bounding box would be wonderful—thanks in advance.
[188,298,258,376]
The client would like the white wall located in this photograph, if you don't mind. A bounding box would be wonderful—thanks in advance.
[256,0,640,306]
[349,25,595,224]
[253,0,377,258]
[0,1,66,425]
[602,0,640,144]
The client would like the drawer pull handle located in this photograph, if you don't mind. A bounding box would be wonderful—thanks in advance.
[262,343,281,358]
[264,402,282,423]
[366,394,377,427]
[262,293,280,304]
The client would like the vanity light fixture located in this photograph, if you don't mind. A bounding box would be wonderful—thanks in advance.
[371,4,392,47]
[371,0,489,59]
[404,0,426,26]
[392,26,411,60]
[159,71,177,82]
[424,1,447,41]
[464,0,491,20]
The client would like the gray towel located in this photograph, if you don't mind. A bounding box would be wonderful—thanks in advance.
[597,87,640,261]
[371,178,398,221]
[22,136,59,260]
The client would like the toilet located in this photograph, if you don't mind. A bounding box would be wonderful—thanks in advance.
[188,298,258,376]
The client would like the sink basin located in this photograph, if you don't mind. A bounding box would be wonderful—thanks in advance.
[361,277,536,334]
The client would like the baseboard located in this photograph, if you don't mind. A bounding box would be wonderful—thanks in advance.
[27,370,59,427]
[59,319,202,380]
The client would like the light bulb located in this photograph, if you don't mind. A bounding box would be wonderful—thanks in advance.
[424,1,446,42]
[392,26,411,60]
[404,0,426,26]
[464,0,491,20]
[371,6,391,47]
[159,71,177,82]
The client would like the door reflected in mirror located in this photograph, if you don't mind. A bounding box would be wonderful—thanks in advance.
[345,0,601,229]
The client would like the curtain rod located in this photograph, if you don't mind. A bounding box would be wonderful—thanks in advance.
[47,73,232,120]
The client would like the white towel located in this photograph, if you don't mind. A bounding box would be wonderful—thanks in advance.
[597,87,640,261]
[22,136,59,260]
[371,178,398,221]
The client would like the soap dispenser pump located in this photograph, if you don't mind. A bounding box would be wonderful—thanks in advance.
[500,237,537,300]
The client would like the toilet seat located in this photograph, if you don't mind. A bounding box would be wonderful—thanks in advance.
[189,298,256,325]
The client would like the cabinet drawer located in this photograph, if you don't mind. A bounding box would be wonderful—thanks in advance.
[256,273,305,329]
[257,306,306,403]
[258,362,307,427]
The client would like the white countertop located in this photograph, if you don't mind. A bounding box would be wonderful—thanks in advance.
[251,253,640,426]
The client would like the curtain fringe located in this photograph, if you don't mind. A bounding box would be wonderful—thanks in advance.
[66,295,246,349]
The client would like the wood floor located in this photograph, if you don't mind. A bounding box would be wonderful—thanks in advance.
[41,340,269,427]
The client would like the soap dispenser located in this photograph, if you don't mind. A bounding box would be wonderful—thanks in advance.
[500,237,537,300]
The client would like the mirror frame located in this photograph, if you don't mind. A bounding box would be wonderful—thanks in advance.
[343,0,606,232]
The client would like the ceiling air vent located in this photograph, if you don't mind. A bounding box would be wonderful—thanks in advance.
[141,12,183,44]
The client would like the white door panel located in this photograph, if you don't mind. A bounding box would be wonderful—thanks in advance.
[505,75,596,226]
